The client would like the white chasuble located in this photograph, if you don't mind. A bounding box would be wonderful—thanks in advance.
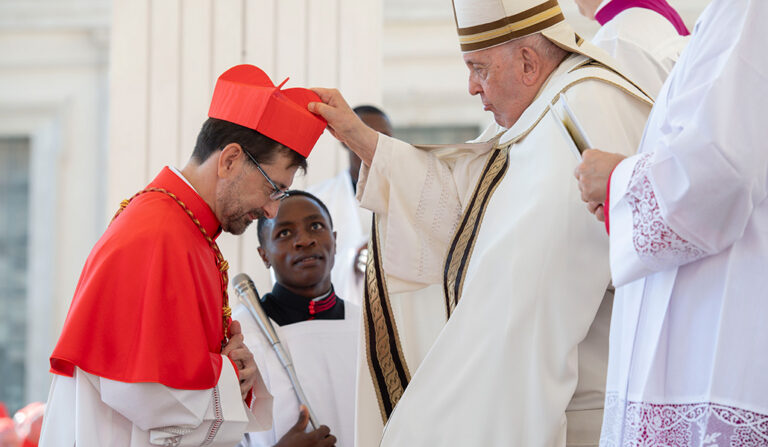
[354,54,652,447]
[601,1,768,445]
[235,303,360,447]
[40,359,272,447]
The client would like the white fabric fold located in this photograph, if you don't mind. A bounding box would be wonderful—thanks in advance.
[40,357,271,447]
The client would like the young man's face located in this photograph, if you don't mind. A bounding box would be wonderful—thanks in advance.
[259,195,336,297]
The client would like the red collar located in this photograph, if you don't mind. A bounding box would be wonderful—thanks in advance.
[149,167,222,239]
[309,291,337,319]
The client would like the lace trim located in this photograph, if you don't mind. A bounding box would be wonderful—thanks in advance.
[602,392,768,446]
[627,154,705,268]
[201,385,223,446]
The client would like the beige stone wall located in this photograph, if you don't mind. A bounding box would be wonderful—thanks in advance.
[0,0,111,405]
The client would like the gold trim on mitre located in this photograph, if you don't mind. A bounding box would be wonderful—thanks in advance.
[451,0,655,98]
[453,0,564,52]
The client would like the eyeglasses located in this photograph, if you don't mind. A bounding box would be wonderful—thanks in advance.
[242,149,289,201]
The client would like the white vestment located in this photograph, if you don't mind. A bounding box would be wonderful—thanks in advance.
[235,303,360,447]
[308,170,372,306]
[600,1,768,445]
[40,358,273,446]
[592,1,688,99]
[354,54,652,447]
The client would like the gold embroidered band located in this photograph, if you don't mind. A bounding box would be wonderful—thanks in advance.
[443,145,511,317]
[363,217,411,423]
[455,0,564,52]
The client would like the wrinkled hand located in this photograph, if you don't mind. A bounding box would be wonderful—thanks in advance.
[221,320,258,399]
[274,406,336,447]
[308,88,378,166]
[574,149,626,221]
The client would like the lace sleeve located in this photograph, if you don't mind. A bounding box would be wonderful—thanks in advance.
[627,153,705,269]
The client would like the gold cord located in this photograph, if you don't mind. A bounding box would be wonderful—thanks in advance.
[111,187,231,345]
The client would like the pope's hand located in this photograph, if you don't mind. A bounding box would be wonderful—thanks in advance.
[221,320,258,399]
[274,406,337,447]
[308,88,379,167]
[574,149,626,221]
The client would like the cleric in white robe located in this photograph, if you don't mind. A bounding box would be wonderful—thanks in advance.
[573,0,690,98]
[236,191,358,447]
[575,0,768,444]
[308,0,655,444]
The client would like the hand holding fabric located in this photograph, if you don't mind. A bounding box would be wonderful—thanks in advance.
[575,149,626,220]
[308,88,379,167]
[221,320,258,399]
[274,406,336,447]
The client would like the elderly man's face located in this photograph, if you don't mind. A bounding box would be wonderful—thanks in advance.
[464,43,538,128]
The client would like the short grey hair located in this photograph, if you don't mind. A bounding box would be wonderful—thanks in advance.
[507,33,569,64]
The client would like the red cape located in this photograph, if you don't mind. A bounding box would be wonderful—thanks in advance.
[50,167,226,389]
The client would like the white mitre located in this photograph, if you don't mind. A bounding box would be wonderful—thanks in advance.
[451,0,619,68]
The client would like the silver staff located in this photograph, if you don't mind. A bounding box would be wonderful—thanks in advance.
[231,273,320,430]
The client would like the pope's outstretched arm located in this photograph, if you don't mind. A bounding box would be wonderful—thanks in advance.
[310,88,471,289]
[309,88,379,166]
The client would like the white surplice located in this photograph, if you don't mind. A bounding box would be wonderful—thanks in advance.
[601,1,768,445]
[235,303,360,447]
[39,358,273,447]
[308,170,372,306]
[353,54,652,447]
[592,1,688,99]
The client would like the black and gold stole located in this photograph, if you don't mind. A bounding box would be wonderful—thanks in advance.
[362,218,411,421]
[443,144,511,317]
[362,141,511,422]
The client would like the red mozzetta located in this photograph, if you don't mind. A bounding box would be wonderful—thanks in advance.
[50,167,227,389]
